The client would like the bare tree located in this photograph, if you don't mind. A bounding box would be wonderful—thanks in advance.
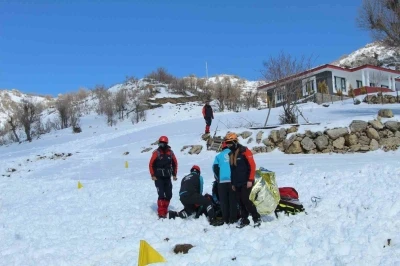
[101,93,116,126]
[169,78,188,95]
[146,67,175,84]
[7,115,20,142]
[261,52,313,124]
[55,94,73,129]
[358,0,400,46]
[17,99,43,141]
[213,81,226,111]
[243,91,260,110]
[224,78,242,111]
[195,78,212,101]
[115,89,128,119]
[131,90,150,124]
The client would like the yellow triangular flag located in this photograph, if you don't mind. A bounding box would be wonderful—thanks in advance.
[138,240,166,266]
[77,181,83,189]
[125,161,129,168]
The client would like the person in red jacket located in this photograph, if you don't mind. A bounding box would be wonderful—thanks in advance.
[225,132,261,228]
[149,136,178,218]
[202,100,214,134]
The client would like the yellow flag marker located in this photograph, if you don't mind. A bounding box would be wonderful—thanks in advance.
[138,240,166,266]
[125,161,129,168]
[77,181,83,189]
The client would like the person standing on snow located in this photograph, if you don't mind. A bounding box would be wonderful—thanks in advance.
[224,132,261,228]
[212,142,238,224]
[168,165,223,226]
[149,136,178,218]
[202,100,214,134]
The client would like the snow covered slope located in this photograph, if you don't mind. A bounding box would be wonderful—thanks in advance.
[332,41,400,69]
[0,89,54,127]
[1,98,399,265]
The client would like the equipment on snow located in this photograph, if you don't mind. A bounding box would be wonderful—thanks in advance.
[249,167,280,215]
[274,187,305,218]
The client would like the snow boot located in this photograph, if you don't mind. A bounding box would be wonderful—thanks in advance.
[253,217,262,227]
[157,199,168,218]
[168,211,178,219]
[236,218,250,229]
[209,217,224,227]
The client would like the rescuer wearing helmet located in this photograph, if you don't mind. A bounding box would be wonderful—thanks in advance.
[149,135,178,218]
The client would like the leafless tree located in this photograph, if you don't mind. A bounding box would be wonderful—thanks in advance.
[184,74,197,93]
[224,78,242,111]
[213,81,226,111]
[102,93,116,126]
[243,91,260,110]
[17,99,43,141]
[261,52,313,124]
[358,0,400,46]
[169,78,188,95]
[55,94,73,129]
[145,67,175,84]
[131,90,150,124]
[115,89,128,119]
[7,115,20,142]
[195,78,212,101]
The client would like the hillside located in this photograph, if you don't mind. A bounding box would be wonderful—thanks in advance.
[1,97,399,265]
[0,89,54,126]
[332,41,400,69]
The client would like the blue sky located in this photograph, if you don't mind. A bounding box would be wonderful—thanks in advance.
[0,0,371,95]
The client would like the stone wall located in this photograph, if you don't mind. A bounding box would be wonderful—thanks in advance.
[252,119,400,154]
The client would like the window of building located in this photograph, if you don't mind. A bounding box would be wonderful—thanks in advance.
[334,76,346,92]
[381,85,389,88]
[305,80,315,95]
[370,82,376,87]
[356,80,363,88]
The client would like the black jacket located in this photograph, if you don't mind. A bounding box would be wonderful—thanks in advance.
[179,172,203,197]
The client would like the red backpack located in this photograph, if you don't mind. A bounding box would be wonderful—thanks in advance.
[275,187,305,218]
[279,187,299,199]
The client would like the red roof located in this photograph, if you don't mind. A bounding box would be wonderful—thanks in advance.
[258,64,400,90]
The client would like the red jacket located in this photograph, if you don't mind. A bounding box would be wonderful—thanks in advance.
[149,147,178,177]
[202,104,214,119]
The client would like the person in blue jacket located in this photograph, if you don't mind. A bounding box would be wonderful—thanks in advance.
[168,165,223,226]
[212,142,238,224]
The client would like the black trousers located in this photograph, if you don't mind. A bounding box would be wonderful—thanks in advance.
[154,178,172,200]
[218,182,237,223]
[179,193,215,219]
[205,118,212,126]
[235,185,260,221]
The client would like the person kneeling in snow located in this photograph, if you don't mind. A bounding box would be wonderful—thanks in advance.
[168,165,223,226]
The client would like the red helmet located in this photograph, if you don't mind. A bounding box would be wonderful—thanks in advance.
[159,136,169,143]
[191,165,201,174]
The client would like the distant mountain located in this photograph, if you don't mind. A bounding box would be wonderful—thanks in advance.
[331,41,400,70]
[0,89,54,127]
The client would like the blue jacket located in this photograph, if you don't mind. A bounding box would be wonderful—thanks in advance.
[212,148,231,183]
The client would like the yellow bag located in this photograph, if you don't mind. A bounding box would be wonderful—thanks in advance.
[249,167,280,215]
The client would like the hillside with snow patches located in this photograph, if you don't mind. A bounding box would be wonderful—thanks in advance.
[332,41,400,69]
[1,93,400,265]
[0,89,53,126]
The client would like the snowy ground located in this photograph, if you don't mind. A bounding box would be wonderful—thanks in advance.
[1,98,400,266]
